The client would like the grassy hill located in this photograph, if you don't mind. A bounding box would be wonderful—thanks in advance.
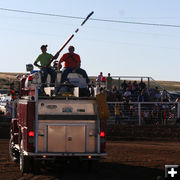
[0,72,24,90]
[1,72,180,92]
[155,81,180,92]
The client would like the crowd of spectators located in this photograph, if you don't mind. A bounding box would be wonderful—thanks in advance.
[91,72,177,125]
[91,72,167,103]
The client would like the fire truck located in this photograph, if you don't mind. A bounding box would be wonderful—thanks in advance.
[9,71,108,173]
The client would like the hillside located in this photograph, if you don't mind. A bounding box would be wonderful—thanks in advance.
[155,81,180,92]
[0,72,24,89]
[0,72,180,92]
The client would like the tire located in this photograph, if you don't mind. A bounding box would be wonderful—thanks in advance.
[32,159,40,174]
[9,136,19,162]
[19,140,31,174]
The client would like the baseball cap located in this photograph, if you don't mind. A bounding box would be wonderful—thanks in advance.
[40,45,48,49]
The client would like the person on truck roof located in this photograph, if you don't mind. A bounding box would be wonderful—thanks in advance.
[57,46,89,84]
[34,45,60,92]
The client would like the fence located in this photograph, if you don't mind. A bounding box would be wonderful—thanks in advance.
[91,75,164,90]
[107,101,180,126]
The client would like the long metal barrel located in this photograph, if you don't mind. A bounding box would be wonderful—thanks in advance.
[46,11,94,67]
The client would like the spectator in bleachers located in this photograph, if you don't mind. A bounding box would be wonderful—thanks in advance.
[129,104,136,120]
[142,107,151,124]
[151,104,161,125]
[111,86,118,101]
[143,88,150,102]
[162,90,168,100]
[116,90,123,101]
[106,91,113,101]
[132,81,139,92]
[114,103,121,124]
[123,88,131,102]
[112,86,117,93]
[106,73,113,90]
[128,81,133,91]
[163,96,169,102]
[106,87,115,101]
[139,78,146,91]
[121,80,128,92]
[106,91,115,113]
[148,90,154,102]
[101,76,106,83]
[161,98,169,125]
[154,87,161,101]
[97,72,103,81]
[100,87,106,94]
[131,81,138,101]
[137,90,145,102]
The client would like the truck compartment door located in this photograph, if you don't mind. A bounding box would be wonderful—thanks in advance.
[48,126,66,152]
[66,126,85,152]
[47,125,85,152]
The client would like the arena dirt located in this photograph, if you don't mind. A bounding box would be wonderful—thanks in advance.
[1,139,180,180]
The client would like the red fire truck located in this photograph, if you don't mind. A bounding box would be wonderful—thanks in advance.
[9,72,108,173]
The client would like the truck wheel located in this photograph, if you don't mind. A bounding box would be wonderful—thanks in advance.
[32,159,40,174]
[9,136,18,162]
[20,141,31,174]
[20,151,31,173]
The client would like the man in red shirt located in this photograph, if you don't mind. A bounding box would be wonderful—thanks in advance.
[58,46,89,84]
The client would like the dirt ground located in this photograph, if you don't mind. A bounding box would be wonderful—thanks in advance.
[1,139,180,180]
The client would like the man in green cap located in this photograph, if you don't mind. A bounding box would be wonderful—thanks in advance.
[34,45,59,92]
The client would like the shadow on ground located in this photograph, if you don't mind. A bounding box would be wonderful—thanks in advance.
[15,161,164,180]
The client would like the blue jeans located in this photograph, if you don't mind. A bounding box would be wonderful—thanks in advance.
[61,67,89,83]
[41,67,56,86]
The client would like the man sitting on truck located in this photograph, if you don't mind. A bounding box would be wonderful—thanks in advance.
[57,46,89,84]
[34,45,60,93]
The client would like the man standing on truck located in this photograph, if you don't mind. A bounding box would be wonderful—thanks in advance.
[34,45,60,93]
[57,46,89,84]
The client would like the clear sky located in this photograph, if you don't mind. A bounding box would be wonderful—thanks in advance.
[0,0,180,81]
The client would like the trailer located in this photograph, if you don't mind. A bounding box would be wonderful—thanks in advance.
[9,73,107,173]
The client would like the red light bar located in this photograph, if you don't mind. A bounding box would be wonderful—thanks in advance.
[28,131,34,137]
[100,131,105,137]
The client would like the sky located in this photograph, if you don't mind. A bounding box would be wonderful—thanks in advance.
[0,0,180,81]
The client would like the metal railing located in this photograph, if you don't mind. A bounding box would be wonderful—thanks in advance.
[107,101,180,126]
[91,75,171,93]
